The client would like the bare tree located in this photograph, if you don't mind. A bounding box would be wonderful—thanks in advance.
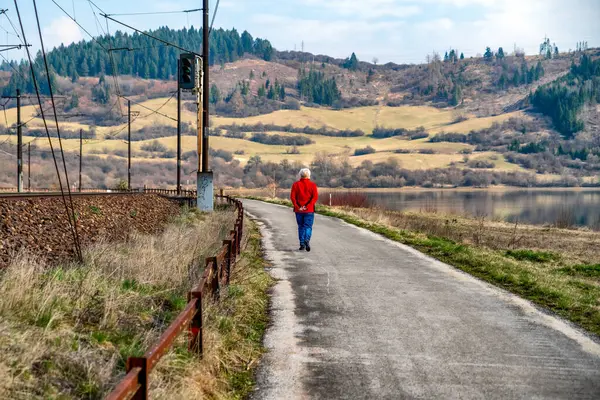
[372,57,379,65]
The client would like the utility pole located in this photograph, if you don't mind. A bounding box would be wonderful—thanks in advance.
[79,128,83,192]
[177,59,182,194]
[27,142,31,191]
[197,0,214,211]
[16,89,23,192]
[128,100,131,191]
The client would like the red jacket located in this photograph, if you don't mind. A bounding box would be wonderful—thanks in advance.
[291,178,319,213]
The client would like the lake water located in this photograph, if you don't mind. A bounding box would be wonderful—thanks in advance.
[258,188,600,230]
[326,189,600,230]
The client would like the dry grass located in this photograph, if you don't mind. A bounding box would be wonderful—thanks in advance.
[344,207,600,265]
[0,207,260,399]
[149,220,272,399]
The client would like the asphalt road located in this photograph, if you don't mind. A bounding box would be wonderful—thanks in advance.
[244,200,600,400]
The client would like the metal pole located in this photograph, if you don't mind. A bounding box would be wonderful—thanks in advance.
[17,89,22,192]
[197,0,214,211]
[27,142,30,191]
[202,0,210,173]
[79,128,83,192]
[128,100,131,190]
[177,59,181,194]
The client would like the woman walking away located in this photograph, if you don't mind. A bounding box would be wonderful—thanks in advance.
[291,168,319,252]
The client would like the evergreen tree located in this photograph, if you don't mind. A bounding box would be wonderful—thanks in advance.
[512,69,520,86]
[367,68,375,83]
[484,47,493,60]
[496,47,505,60]
[297,68,341,105]
[279,85,286,100]
[258,85,266,97]
[241,31,254,53]
[535,61,544,80]
[210,83,221,104]
[343,52,359,70]
[460,52,465,60]
[532,54,600,137]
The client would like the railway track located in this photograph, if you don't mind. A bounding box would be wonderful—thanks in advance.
[0,189,198,209]
[0,191,144,200]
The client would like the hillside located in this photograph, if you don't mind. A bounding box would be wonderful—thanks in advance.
[0,28,599,189]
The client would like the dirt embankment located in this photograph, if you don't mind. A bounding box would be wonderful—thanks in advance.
[0,194,180,267]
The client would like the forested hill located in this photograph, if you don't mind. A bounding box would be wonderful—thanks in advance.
[0,27,273,82]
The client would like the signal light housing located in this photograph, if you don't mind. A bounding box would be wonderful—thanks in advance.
[179,53,201,91]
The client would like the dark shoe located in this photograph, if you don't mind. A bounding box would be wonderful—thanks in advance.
[299,245,305,251]
[305,243,311,252]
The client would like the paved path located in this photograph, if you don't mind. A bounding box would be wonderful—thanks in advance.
[244,200,600,400]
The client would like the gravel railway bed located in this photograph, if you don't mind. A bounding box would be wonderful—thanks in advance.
[0,193,180,267]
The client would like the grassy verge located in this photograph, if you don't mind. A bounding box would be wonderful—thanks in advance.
[148,218,273,399]
[0,207,273,399]
[246,196,600,337]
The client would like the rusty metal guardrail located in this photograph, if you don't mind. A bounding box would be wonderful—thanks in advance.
[143,188,198,208]
[106,194,244,400]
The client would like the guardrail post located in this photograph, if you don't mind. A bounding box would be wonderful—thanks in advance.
[223,239,233,285]
[206,257,219,300]
[236,220,242,255]
[127,357,149,400]
[230,230,238,262]
[188,289,203,356]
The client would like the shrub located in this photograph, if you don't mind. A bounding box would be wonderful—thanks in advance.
[141,140,168,152]
[332,97,379,109]
[418,149,436,154]
[410,132,429,140]
[218,123,365,137]
[325,191,372,208]
[286,146,301,154]
[212,149,234,162]
[372,126,426,139]
[430,133,467,143]
[225,130,245,139]
[467,159,495,169]
[354,146,376,156]
[394,149,412,154]
[250,133,313,146]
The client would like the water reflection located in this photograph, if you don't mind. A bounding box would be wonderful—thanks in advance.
[257,188,600,229]
[347,190,600,229]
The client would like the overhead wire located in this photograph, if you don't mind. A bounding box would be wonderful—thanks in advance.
[53,0,125,118]
[79,92,177,148]
[210,0,221,34]
[117,94,178,122]
[14,0,82,261]
[33,0,82,259]
[1,9,22,44]
[100,14,201,56]
[105,9,201,17]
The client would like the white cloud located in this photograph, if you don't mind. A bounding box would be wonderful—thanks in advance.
[417,18,454,31]
[42,16,83,50]
[301,0,421,19]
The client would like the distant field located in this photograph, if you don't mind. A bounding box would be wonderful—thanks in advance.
[429,111,526,135]
[212,105,457,133]
[0,102,536,174]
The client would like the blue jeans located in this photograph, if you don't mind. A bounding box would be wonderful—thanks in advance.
[295,213,315,246]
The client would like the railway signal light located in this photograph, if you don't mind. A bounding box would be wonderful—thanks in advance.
[179,53,201,92]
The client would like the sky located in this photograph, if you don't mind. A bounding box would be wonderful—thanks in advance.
[1,0,599,65]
